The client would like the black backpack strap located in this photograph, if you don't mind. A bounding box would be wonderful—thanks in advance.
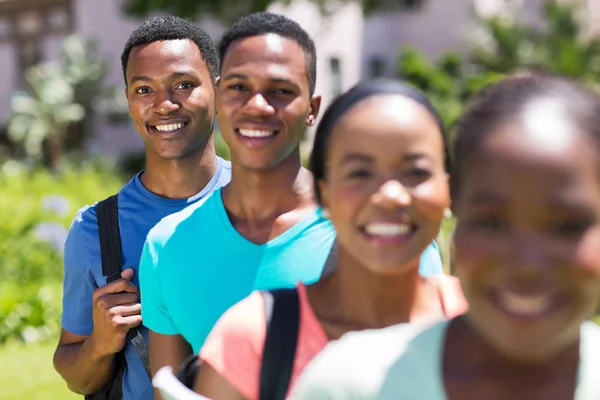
[96,195,123,284]
[320,240,338,278]
[96,194,152,382]
[259,288,301,400]
[176,353,202,389]
[127,329,152,380]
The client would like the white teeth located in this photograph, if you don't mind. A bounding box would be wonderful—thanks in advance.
[238,129,275,138]
[364,223,410,237]
[499,292,551,316]
[155,123,184,132]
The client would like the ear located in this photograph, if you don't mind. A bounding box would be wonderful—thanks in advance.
[444,172,454,213]
[317,178,330,212]
[306,95,322,126]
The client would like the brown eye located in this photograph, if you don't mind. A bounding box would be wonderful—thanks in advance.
[227,84,246,91]
[409,168,431,178]
[551,219,590,238]
[176,82,195,90]
[347,169,371,179]
[468,215,509,234]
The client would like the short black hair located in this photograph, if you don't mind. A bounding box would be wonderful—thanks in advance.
[219,12,317,95]
[310,80,449,204]
[452,73,600,200]
[121,15,219,86]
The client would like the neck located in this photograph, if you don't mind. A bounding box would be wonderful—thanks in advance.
[310,248,440,334]
[222,149,315,219]
[444,316,580,386]
[140,140,218,200]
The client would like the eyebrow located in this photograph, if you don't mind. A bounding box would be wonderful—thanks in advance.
[129,70,201,86]
[340,153,374,164]
[220,73,301,91]
[467,191,506,206]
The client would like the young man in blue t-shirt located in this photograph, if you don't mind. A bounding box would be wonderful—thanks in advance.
[139,12,446,386]
[52,16,231,400]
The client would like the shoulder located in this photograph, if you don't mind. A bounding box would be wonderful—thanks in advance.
[146,191,219,246]
[218,157,232,172]
[332,323,422,362]
[64,203,99,260]
[582,321,600,347]
[291,323,422,399]
[434,275,469,318]
[69,203,97,231]
[203,291,266,347]
[199,291,266,376]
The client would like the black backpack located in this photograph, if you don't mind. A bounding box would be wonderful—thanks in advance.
[176,241,338,400]
[85,195,152,400]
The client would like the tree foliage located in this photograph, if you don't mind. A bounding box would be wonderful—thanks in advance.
[7,36,128,170]
[397,0,600,134]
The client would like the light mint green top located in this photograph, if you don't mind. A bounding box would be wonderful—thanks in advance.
[291,320,600,400]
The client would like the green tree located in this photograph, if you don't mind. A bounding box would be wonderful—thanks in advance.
[7,36,127,170]
[123,0,423,23]
[397,0,600,131]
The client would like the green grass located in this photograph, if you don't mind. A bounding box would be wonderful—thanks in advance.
[0,339,78,400]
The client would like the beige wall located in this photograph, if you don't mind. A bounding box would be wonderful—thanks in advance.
[0,43,16,123]
[361,0,475,79]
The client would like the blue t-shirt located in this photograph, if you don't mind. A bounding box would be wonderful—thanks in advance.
[60,157,231,400]
[139,188,445,354]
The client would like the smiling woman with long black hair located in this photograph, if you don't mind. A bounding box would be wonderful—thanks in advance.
[192,79,468,400]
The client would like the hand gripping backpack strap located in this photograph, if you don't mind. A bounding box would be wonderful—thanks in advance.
[96,195,152,381]
[259,288,301,400]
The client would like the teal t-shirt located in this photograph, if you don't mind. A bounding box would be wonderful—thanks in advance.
[140,187,447,353]
[139,188,337,353]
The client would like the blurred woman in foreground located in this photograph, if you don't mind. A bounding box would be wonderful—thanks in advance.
[292,74,600,400]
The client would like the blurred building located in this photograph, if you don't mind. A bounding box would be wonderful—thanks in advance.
[0,0,595,159]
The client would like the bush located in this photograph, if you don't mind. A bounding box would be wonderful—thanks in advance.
[0,160,123,344]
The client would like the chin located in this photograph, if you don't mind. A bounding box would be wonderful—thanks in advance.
[479,325,573,364]
[363,259,419,276]
[493,341,564,363]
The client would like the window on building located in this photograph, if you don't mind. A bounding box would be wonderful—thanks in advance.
[0,0,73,85]
[330,57,342,98]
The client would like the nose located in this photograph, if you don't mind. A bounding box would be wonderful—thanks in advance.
[506,232,548,275]
[243,92,275,116]
[152,89,180,115]
[372,180,412,210]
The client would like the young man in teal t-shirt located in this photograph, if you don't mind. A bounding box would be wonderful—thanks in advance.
[139,13,445,387]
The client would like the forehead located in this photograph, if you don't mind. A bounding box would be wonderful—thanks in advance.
[328,95,444,158]
[459,119,600,203]
[221,34,309,86]
[126,39,208,80]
